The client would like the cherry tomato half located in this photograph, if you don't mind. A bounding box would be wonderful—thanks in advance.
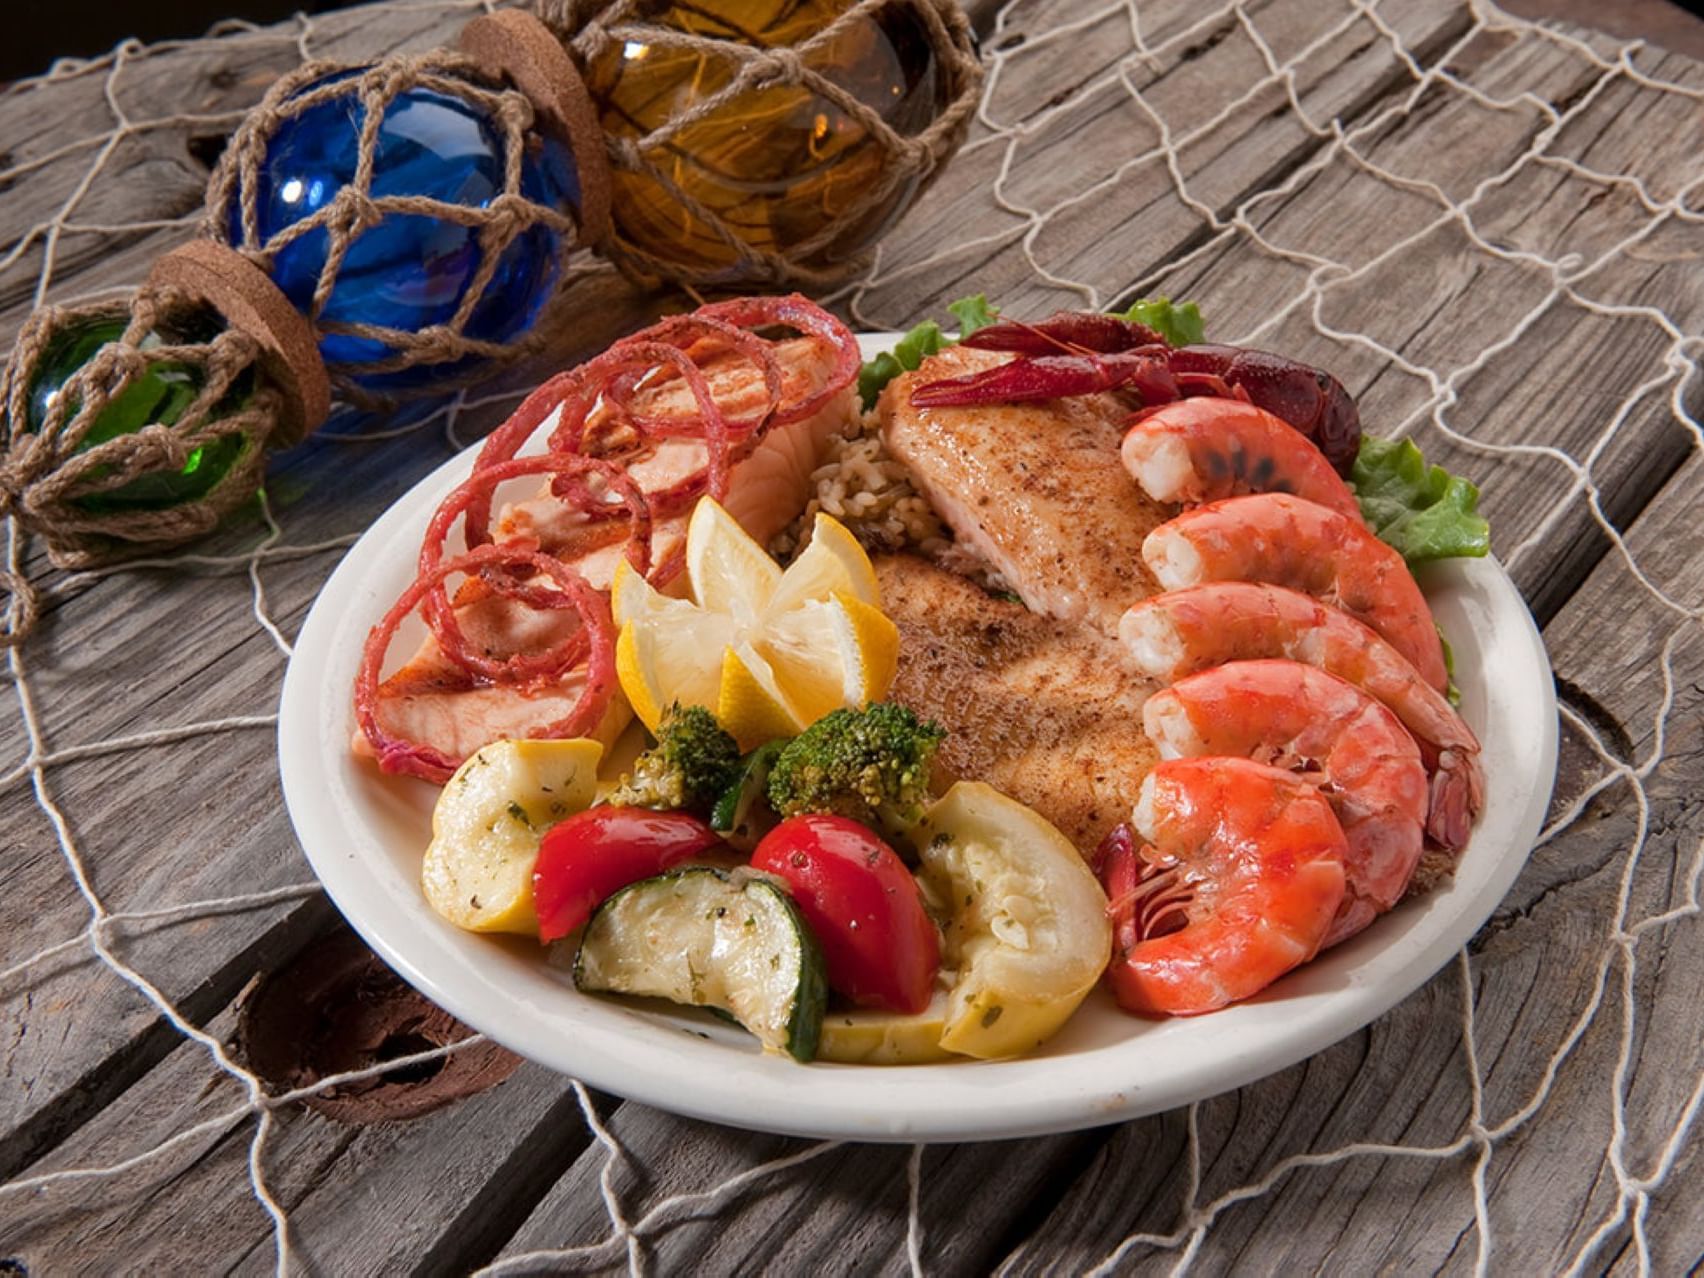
[751,814,939,1013]
[534,807,723,942]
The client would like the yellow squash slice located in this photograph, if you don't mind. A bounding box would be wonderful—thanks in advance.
[915,782,1111,1059]
[422,738,603,934]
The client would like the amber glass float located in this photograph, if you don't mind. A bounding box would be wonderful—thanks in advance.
[582,0,947,277]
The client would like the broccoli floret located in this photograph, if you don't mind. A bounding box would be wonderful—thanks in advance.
[765,702,945,834]
[608,704,741,815]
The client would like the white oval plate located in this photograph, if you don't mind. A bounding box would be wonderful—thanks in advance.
[279,335,1558,1142]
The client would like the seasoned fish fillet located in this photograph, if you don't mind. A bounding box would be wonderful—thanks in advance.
[877,552,1158,853]
[880,344,1168,635]
[355,337,854,768]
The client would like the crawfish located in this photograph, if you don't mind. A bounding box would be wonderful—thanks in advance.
[908,311,1363,475]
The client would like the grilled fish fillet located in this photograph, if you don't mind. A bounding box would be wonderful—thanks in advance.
[877,552,1158,853]
[355,336,853,769]
[880,344,1168,635]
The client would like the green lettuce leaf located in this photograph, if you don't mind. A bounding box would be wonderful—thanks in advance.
[1116,297,1205,348]
[1352,436,1490,567]
[857,320,944,410]
[857,294,1000,409]
[946,294,999,338]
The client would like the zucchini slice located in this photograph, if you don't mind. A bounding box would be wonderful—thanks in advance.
[710,739,786,848]
[574,867,826,1061]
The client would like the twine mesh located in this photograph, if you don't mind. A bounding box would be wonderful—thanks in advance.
[1,0,1702,1274]
[0,287,283,573]
[547,0,983,288]
[209,50,585,403]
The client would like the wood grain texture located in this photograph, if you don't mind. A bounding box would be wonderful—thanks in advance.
[4,980,599,1275]
[0,0,1700,1273]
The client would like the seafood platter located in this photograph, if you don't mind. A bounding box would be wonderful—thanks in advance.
[279,294,1557,1139]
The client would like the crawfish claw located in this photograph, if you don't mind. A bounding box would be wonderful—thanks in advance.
[960,311,1165,355]
[910,351,1179,408]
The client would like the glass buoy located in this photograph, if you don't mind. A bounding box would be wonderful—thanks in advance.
[582,0,947,277]
[24,315,249,512]
[230,75,580,391]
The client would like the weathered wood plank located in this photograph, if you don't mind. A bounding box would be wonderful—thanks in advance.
[3,976,598,1276]
[845,0,1473,321]
[495,1109,1103,1276]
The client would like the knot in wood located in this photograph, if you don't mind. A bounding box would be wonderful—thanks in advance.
[238,927,521,1124]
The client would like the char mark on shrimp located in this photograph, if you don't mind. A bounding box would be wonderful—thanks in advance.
[1120,398,1364,522]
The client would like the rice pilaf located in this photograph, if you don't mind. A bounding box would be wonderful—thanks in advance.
[768,410,950,562]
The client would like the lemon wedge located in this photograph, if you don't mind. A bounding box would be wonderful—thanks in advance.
[613,500,899,749]
[686,497,781,621]
[762,592,899,725]
[767,513,880,614]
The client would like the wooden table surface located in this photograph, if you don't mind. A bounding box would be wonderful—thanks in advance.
[3,1,1701,1273]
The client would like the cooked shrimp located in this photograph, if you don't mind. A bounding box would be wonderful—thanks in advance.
[1143,659,1428,948]
[1120,583,1483,852]
[1142,492,1449,692]
[1100,758,1348,1016]
[1121,398,1364,523]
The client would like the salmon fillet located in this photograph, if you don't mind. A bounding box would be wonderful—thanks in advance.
[355,336,854,769]
[879,344,1169,636]
[496,335,851,569]
[877,552,1158,853]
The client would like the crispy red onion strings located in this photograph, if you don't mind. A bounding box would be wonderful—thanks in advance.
[695,293,860,426]
[418,453,650,679]
[549,340,736,508]
[356,544,616,784]
[610,314,784,440]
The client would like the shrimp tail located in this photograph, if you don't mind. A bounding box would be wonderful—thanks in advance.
[1426,747,1485,853]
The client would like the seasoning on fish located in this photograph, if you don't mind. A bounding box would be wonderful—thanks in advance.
[880,344,1169,636]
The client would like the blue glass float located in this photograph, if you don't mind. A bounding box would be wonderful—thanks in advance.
[230,74,580,393]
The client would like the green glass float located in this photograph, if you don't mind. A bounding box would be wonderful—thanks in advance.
[23,314,250,513]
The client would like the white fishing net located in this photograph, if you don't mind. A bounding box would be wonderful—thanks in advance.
[2,0,1700,1272]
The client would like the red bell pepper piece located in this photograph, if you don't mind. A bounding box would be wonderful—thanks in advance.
[751,814,939,1014]
[534,807,722,943]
